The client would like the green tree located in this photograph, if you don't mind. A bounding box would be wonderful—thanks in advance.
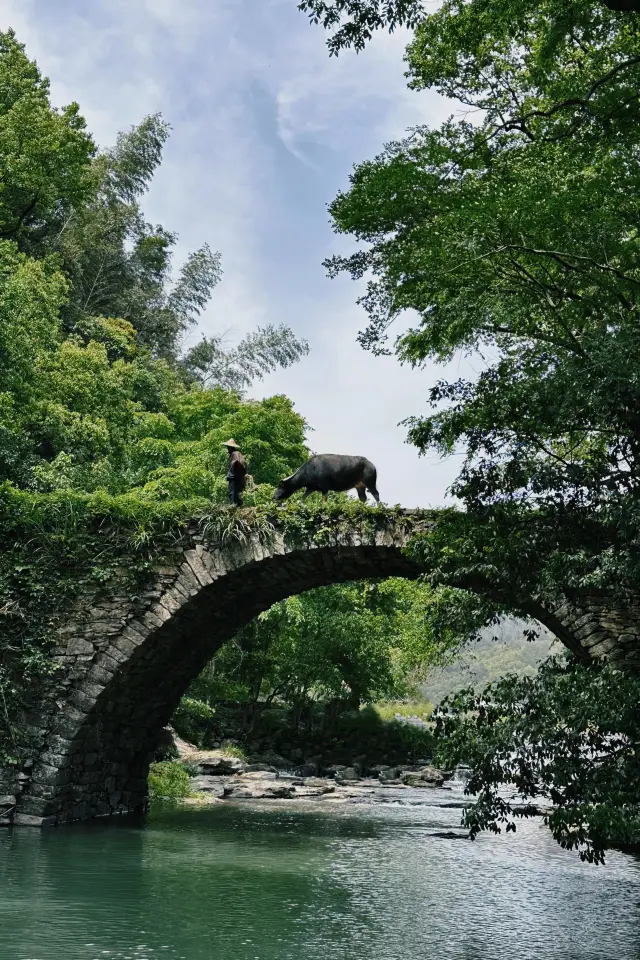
[54,113,224,359]
[187,578,470,724]
[435,656,640,863]
[298,0,639,56]
[53,113,308,370]
[0,30,95,248]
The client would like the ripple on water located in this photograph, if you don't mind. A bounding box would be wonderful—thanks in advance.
[0,792,639,960]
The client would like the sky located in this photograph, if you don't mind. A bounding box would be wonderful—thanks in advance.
[0,0,466,507]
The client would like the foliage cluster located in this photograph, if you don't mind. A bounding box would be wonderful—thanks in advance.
[434,656,640,863]
[188,577,463,713]
[148,760,191,801]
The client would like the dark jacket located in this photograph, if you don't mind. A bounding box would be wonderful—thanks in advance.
[226,451,247,487]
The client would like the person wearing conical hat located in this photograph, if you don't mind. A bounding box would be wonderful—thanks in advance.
[222,439,247,507]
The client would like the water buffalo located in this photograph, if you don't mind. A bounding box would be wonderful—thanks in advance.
[272,454,380,504]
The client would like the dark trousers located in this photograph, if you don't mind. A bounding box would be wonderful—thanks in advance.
[227,479,243,506]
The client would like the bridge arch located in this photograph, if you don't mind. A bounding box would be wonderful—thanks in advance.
[16,515,425,824]
[7,509,639,825]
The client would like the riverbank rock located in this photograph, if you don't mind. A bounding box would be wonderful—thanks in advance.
[184,750,247,776]
[189,776,226,798]
[224,780,296,800]
[199,755,246,776]
[170,746,451,810]
[335,765,360,783]
[401,766,445,788]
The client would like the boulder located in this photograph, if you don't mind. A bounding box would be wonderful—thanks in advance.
[417,765,445,784]
[196,753,246,776]
[334,766,360,783]
[376,766,403,782]
[189,776,225,798]
[238,770,278,782]
[224,781,295,800]
[401,765,444,788]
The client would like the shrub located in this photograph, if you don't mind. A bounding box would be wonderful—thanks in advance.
[148,760,191,800]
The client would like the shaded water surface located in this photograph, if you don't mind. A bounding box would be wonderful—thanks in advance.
[1,788,639,960]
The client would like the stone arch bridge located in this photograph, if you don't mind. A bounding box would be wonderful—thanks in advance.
[2,508,639,826]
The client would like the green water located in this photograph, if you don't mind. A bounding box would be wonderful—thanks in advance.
[1,790,639,960]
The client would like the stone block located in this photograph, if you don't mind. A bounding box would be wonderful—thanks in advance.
[66,638,95,656]
[77,680,105,700]
[31,763,62,785]
[142,610,165,630]
[159,591,183,615]
[15,796,54,817]
[588,636,618,657]
[184,550,214,587]
[123,622,149,643]
[172,578,191,601]
[151,601,175,624]
[86,664,114,687]
[581,631,609,650]
[104,645,127,664]
[69,690,97,713]
[29,782,56,799]
[79,770,102,785]
[12,813,57,827]
[113,635,138,657]
[91,622,121,636]
[574,621,604,642]
[99,651,122,672]
[39,752,67,768]
[53,706,85,737]
[177,564,199,595]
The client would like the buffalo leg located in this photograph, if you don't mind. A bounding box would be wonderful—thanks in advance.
[355,482,368,503]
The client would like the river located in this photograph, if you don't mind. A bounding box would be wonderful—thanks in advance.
[1,783,639,960]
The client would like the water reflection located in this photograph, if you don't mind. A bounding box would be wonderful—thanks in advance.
[1,788,639,960]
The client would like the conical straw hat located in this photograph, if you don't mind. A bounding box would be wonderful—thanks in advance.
[221,438,240,449]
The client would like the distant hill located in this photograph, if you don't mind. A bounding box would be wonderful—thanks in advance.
[420,618,558,705]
